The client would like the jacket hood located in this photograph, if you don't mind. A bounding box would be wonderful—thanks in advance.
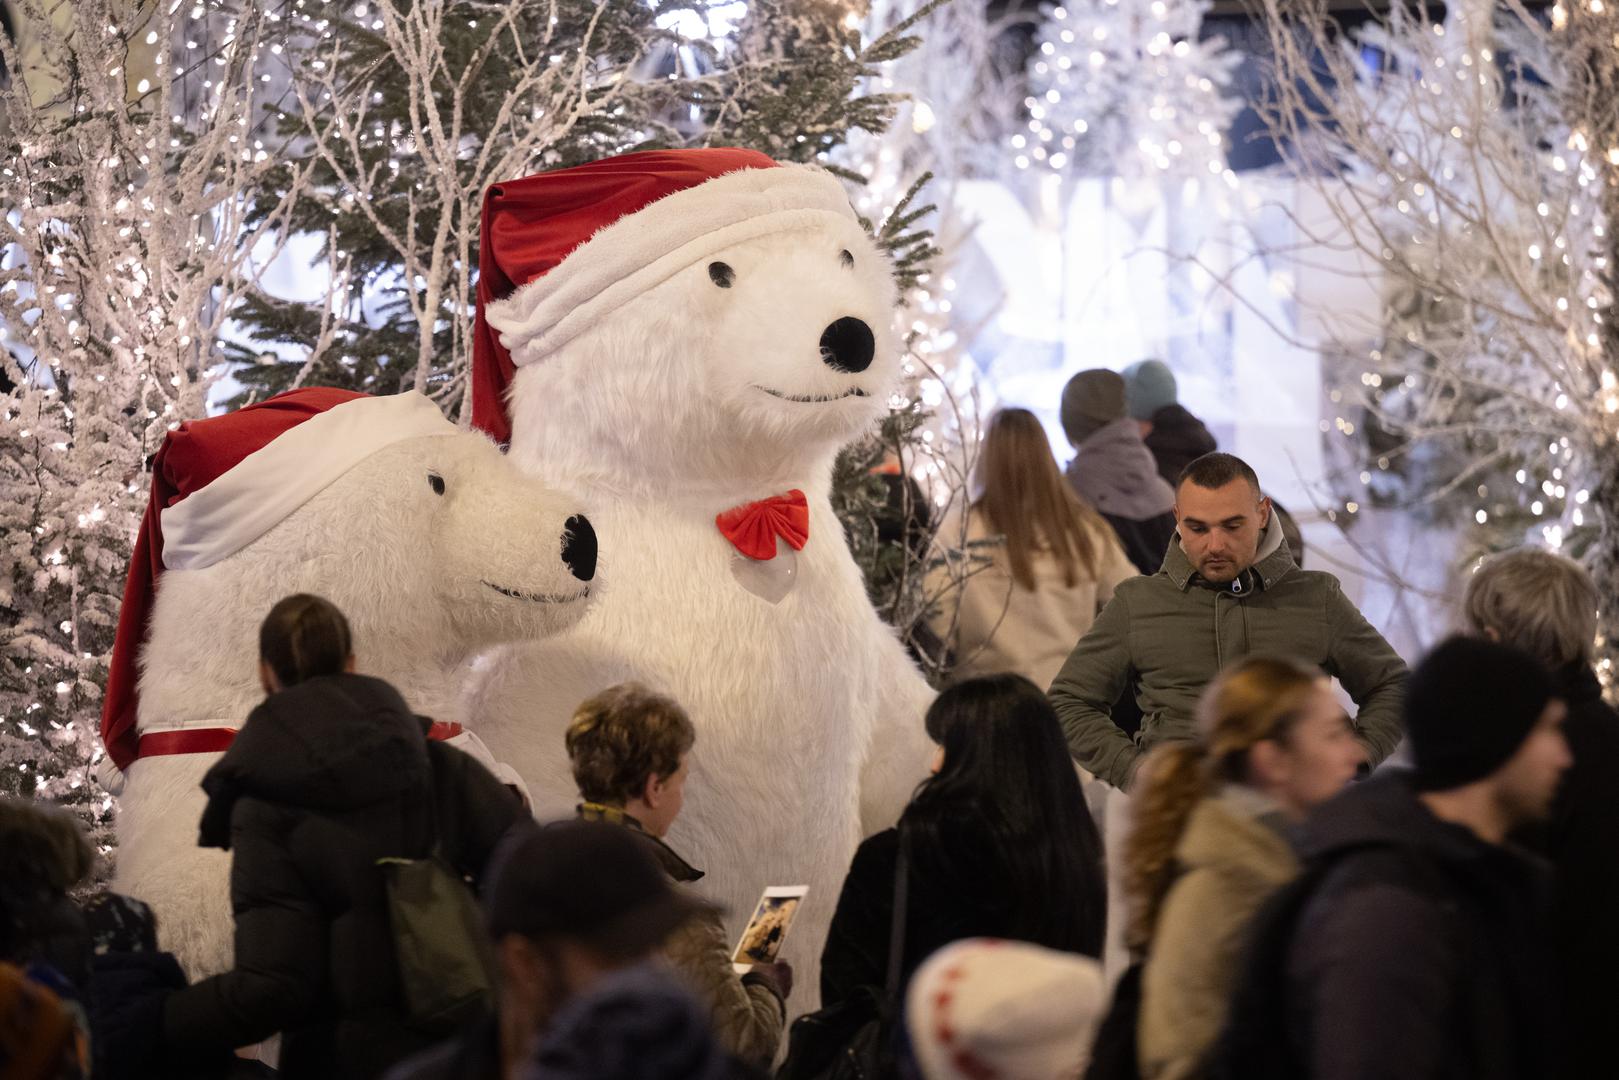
[199,673,432,848]
[1146,405,1217,456]
[1163,509,1293,591]
[1066,418,1176,520]
[1175,786,1298,882]
[1296,771,1489,867]
[1554,662,1603,706]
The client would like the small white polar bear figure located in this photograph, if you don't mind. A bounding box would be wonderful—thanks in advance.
[101,388,597,978]
[465,148,938,1008]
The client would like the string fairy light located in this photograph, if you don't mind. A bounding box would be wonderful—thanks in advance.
[1018,0,1240,180]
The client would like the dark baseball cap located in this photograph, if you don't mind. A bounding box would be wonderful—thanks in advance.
[484,820,708,955]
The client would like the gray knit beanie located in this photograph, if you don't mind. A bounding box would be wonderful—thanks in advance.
[1059,370,1127,446]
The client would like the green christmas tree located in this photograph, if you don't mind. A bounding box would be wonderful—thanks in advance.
[227,0,949,418]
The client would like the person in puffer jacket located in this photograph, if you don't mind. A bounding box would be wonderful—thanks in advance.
[157,594,524,1080]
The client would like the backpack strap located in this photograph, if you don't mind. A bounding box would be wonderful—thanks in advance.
[883,838,910,1004]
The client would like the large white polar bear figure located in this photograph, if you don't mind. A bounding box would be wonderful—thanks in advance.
[465,148,937,999]
[100,388,597,977]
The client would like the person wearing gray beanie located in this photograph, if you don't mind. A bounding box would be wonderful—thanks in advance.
[1254,636,1569,1080]
[1119,359,1310,566]
[1057,369,1175,575]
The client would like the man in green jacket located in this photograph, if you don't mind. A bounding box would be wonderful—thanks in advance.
[1050,452,1407,790]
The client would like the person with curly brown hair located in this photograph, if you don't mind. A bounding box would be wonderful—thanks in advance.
[565,683,787,1068]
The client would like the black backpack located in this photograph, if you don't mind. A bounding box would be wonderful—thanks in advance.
[1207,842,1454,1080]
[1202,866,1323,1080]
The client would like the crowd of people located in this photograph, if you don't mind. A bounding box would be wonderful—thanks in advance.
[2,361,1614,1080]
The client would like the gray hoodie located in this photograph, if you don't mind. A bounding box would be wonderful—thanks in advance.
[1065,417,1176,521]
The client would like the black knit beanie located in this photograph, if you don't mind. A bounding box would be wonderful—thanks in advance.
[1405,636,1555,792]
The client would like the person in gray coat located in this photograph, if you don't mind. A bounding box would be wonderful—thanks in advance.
[1059,369,1177,575]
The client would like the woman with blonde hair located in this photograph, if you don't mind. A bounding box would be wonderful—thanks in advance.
[1125,656,1362,1080]
[930,407,1135,687]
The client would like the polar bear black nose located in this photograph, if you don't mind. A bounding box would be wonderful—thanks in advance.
[819,317,875,374]
[561,515,597,582]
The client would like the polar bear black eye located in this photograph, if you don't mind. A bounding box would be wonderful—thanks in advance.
[839,249,854,268]
[427,473,445,496]
[708,262,734,288]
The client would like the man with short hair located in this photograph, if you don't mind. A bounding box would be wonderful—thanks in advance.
[566,683,788,1068]
[1049,451,1406,789]
[385,820,706,1080]
[1122,359,1305,563]
[1280,637,1570,1080]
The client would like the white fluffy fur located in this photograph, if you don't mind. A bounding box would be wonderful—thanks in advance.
[115,431,594,978]
[469,215,938,1011]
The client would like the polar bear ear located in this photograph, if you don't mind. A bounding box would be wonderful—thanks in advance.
[708,261,735,289]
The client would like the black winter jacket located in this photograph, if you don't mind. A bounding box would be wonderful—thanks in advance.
[381,1011,500,1080]
[1143,404,1218,487]
[820,827,1103,1008]
[1537,665,1619,1080]
[162,674,524,1080]
[1284,773,1556,1080]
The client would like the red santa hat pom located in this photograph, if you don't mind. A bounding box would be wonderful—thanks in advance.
[906,939,1106,1080]
[100,388,455,773]
[471,147,858,445]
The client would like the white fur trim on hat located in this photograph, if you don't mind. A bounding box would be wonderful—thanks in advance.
[906,939,1106,1080]
[485,163,857,367]
[160,391,456,571]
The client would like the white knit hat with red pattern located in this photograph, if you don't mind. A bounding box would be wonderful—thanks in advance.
[906,938,1106,1080]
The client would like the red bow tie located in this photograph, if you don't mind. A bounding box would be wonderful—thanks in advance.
[715,490,810,561]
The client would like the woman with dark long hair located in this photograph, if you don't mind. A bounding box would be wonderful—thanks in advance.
[818,674,1107,1008]
[929,407,1135,687]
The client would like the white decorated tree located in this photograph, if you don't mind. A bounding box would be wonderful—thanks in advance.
[0,0,309,845]
[1247,0,1619,674]
[1018,0,1241,179]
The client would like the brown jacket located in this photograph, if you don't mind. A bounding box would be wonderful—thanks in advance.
[1138,787,1300,1080]
[576,804,784,1066]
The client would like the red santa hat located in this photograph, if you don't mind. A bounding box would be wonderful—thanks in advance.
[471,147,859,444]
[100,388,455,772]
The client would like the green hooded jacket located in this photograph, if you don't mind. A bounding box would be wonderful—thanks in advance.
[1049,517,1407,789]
